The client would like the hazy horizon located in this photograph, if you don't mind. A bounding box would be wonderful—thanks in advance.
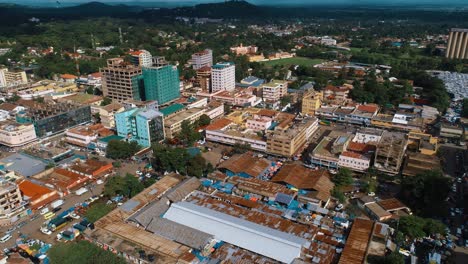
[2,0,468,8]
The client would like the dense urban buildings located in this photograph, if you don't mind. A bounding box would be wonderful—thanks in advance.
[129,49,152,67]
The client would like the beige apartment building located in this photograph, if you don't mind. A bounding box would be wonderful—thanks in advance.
[164,108,206,138]
[267,117,319,157]
[0,121,37,147]
[262,80,288,103]
[301,90,323,116]
[101,58,142,102]
[0,180,24,225]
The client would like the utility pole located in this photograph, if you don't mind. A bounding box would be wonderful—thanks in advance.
[119,27,123,44]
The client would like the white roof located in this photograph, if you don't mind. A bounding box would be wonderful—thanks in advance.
[164,202,309,263]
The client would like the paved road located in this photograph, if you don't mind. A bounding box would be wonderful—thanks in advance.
[0,183,104,250]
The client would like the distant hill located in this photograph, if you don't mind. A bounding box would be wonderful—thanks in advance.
[174,0,265,18]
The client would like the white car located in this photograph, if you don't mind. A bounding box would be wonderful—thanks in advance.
[335,204,344,211]
[368,192,376,197]
[40,228,52,235]
[39,208,50,215]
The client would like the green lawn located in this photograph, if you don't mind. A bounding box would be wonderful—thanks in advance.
[261,57,323,67]
[84,201,115,223]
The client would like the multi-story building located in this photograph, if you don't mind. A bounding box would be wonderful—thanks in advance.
[266,117,318,157]
[163,108,206,138]
[93,103,124,129]
[338,152,371,172]
[262,80,288,103]
[190,49,213,70]
[129,50,152,67]
[211,62,235,93]
[230,44,258,55]
[115,108,165,148]
[15,101,92,138]
[0,121,37,147]
[374,131,408,175]
[65,124,112,147]
[142,65,180,105]
[0,68,28,87]
[301,90,323,115]
[0,179,24,225]
[196,66,211,92]
[101,58,143,102]
[446,28,468,59]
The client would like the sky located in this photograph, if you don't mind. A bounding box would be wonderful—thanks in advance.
[3,0,468,7]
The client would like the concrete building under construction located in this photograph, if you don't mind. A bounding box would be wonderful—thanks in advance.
[446,28,468,59]
[101,58,143,102]
[374,131,408,175]
[15,101,91,138]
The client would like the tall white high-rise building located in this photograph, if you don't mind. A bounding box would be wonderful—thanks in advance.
[0,69,6,87]
[211,62,235,93]
[190,49,213,70]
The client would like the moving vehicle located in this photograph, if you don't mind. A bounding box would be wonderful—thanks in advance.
[40,227,52,235]
[40,208,49,215]
[43,212,55,220]
[0,235,12,243]
[51,200,64,209]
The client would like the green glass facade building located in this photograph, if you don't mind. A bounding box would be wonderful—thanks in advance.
[142,65,180,105]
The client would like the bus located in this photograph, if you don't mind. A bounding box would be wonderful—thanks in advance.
[43,212,55,220]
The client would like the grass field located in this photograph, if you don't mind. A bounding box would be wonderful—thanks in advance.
[261,57,323,67]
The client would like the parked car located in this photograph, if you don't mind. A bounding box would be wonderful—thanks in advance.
[335,204,344,211]
[368,192,376,197]
[52,207,62,213]
[16,221,27,229]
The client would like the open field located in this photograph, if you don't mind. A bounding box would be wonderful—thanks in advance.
[261,57,323,67]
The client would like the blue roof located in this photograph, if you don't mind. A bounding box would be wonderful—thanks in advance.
[0,153,48,177]
[212,62,234,69]
[160,103,185,116]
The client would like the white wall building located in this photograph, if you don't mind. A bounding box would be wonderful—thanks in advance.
[190,49,213,70]
[262,80,288,102]
[320,37,337,46]
[0,122,37,147]
[211,62,235,93]
[338,152,371,172]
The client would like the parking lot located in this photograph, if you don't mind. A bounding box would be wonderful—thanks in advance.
[0,183,104,249]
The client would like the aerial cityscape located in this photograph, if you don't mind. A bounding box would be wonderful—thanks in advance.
[0,0,466,263]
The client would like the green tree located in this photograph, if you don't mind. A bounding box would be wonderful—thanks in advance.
[368,252,404,264]
[280,95,292,107]
[400,170,451,217]
[106,140,141,159]
[49,240,127,264]
[197,114,211,127]
[332,168,353,187]
[461,98,468,118]
[398,215,427,239]
[176,120,201,146]
[231,142,252,154]
[86,86,95,95]
[100,97,112,106]
[103,173,144,198]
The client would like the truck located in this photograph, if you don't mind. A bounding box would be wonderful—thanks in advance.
[48,217,70,231]
[51,200,64,209]
[72,223,86,232]
[58,229,80,241]
[75,188,88,196]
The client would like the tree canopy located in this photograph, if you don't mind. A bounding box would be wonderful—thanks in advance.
[400,170,451,217]
[151,143,213,177]
[106,140,141,160]
[332,168,353,187]
[397,215,446,239]
[103,173,144,198]
[49,240,127,264]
